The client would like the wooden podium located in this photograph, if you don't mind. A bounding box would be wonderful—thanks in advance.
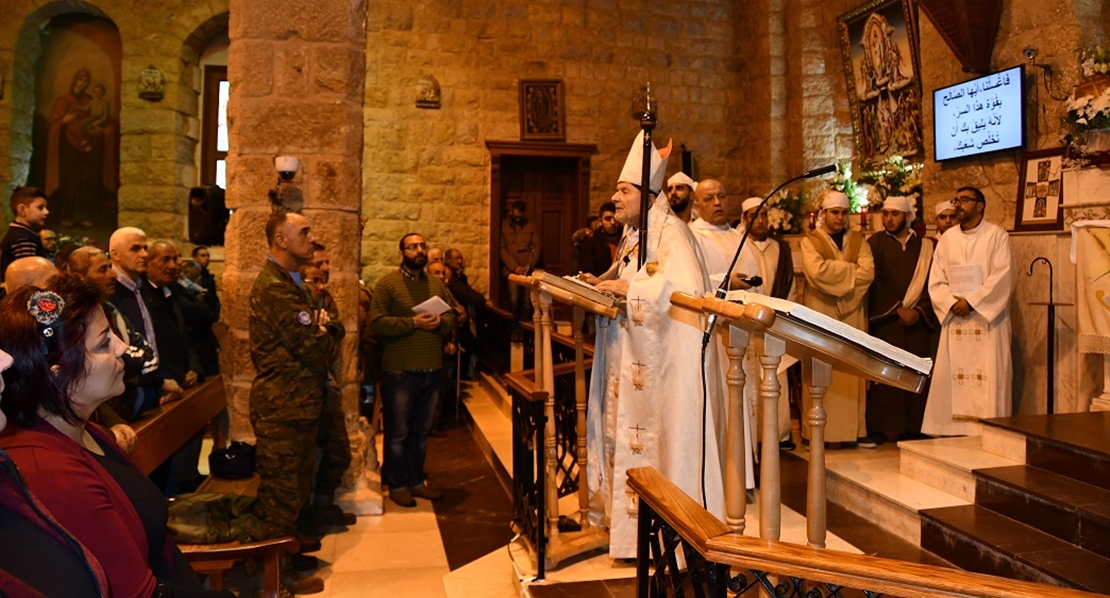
[508,271,618,570]
[670,292,929,548]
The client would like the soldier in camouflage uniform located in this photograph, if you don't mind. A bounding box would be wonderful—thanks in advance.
[298,242,354,533]
[244,211,340,544]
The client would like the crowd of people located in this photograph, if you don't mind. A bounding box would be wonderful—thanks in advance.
[0,186,491,595]
[0,149,1015,590]
[567,132,1013,558]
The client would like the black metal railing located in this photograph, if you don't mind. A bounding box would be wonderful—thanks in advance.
[506,358,592,580]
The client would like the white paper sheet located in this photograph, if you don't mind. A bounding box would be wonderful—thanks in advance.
[412,295,453,316]
[948,264,983,296]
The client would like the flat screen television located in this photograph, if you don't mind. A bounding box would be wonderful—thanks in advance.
[933,65,1025,161]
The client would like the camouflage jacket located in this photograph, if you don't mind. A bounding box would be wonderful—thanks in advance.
[249,258,338,422]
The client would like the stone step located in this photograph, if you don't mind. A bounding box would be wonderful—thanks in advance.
[975,465,1110,560]
[983,412,1110,491]
[898,436,1020,501]
[824,453,968,546]
[920,504,1110,594]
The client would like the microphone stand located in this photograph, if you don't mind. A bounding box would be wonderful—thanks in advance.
[702,163,837,344]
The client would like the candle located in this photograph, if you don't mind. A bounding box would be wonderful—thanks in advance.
[808,211,817,230]
[860,208,868,227]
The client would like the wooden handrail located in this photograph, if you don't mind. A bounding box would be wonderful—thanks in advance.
[627,467,731,555]
[130,376,226,475]
[628,467,1104,598]
[504,361,589,400]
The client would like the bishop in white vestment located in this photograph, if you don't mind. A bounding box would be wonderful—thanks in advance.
[925,187,1014,436]
[585,132,725,558]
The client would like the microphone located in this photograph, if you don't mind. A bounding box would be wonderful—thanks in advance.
[702,164,837,345]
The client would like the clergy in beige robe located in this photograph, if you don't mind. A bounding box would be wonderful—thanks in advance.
[584,132,725,558]
[925,187,1014,436]
[688,179,756,492]
[739,196,795,445]
[799,191,875,445]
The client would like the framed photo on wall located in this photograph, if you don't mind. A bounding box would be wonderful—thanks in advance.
[837,0,924,162]
[519,79,565,141]
[1014,147,1066,232]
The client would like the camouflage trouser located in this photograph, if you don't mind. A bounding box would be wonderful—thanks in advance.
[250,417,320,537]
[313,378,352,501]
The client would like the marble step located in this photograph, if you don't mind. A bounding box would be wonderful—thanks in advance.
[920,504,1110,594]
[983,412,1110,491]
[824,453,968,546]
[975,465,1110,560]
[898,436,1021,502]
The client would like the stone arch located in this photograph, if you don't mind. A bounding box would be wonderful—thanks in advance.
[3,0,116,211]
[172,10,229,247]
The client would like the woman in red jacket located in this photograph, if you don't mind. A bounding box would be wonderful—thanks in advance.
[0,344,109,598]
[0,276,231,598]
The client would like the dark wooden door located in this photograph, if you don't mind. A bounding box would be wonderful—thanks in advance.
[501,156,576,276]
[487,141,596,307]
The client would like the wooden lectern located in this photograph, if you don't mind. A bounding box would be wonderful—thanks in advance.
[508,271,618,570]
[670,291,929,548]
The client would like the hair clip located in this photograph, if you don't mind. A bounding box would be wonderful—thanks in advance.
[27,291,65,334]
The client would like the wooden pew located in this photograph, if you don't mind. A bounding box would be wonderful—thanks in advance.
[127,376,296,598]
[130,376,227,476]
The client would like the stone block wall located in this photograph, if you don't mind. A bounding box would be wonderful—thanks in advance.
[0,0,229,240]
[918,1,1084,228]
[359,0,748,292]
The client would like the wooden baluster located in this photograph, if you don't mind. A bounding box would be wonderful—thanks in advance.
[531,286,543,387]
[539,293,560,547]
[803,356,831,548]
[758,334,786,541]
[572,305,590,528]
[724,324,748,534]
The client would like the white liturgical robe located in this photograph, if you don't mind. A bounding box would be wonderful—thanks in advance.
[587,195,726,558]
[925,220,1014,436]
[688,219,758,491]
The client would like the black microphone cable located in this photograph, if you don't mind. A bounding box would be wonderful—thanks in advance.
[696,163,837,511]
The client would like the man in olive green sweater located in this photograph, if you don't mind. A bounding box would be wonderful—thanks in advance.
[370,232,456,508]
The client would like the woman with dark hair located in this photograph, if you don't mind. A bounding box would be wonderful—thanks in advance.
[0,276,232,598]
[0,345,110,597]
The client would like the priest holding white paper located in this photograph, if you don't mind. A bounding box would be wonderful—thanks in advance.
[583,131,725,558]
[925,186,1014,436]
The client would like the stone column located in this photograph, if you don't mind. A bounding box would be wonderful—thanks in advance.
[224,0,380,514]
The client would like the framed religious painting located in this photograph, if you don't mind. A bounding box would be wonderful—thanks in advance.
[837,0,924,162]
[518,79,565,141]
[1014,147,1066,232]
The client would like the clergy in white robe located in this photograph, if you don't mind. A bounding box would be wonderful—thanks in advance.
[739,196,796,445]
[584,132,725,558]
[799,191,875,445]
[688,179,756,492]
[925,187,1014,436]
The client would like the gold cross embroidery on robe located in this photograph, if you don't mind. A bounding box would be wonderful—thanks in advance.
[953,368,987,386]
[952,323,985,341]
[629,296,647,326]
[628,424,646,455]
[625,488,639,518]
[631,361,647,390]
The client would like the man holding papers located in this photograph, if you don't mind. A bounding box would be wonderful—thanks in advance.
[370,232,456,508]
[925,187,1014,436]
